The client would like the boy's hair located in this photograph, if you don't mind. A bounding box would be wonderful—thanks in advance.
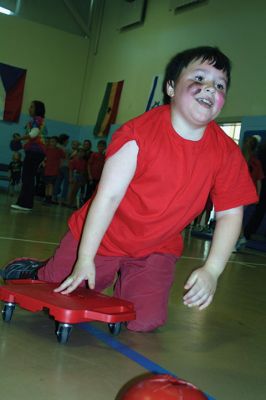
[58,133,69,145]
[97,140,107,147]
[162,46,232,104]
[32,100,46,117]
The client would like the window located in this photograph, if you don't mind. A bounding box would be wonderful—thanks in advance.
[219,123,241,144]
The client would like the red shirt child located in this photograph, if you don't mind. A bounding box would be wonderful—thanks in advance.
[69,105,257,257]
[88,140,106,181]
[45,145,65,178]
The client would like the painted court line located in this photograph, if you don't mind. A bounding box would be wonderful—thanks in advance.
[0,236,58,245]
[78,323,216,400]
[182,255,266,267]
[0,236,264,267]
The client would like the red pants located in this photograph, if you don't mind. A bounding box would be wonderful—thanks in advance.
[38,231,178,332]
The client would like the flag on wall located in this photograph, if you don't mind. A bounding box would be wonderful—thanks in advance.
[0,63,27,122]
[145,74,164,111]
[94,80,124,137]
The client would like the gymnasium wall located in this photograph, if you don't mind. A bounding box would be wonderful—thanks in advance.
[79,0,266,125]
[1,0,266,160]
[0,13,88,124]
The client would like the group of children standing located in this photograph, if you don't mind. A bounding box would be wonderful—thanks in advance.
[9,132,106,209]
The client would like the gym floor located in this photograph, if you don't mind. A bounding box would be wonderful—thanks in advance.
[0,192,265,400]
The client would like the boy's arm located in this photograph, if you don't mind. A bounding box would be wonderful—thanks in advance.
[55,140,139,294]
[183,206,243,310]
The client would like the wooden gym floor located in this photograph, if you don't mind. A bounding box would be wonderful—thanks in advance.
[0,191,265,400]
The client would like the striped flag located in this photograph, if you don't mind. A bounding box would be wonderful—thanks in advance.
[94,80,124,137]
[0,63,27,122]
[146,74,164,111]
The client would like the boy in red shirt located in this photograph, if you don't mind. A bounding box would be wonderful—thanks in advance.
[1,47,257,332]
[68,147,87,208]
[86,140,107,200]
[43,136,65,205]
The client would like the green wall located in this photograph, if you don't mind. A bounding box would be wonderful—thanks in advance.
[1,1,266,127]
[0,13,89,124]
[79,0,266,125]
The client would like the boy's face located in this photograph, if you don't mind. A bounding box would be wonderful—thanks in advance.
[83,141,91,150]
[72,141,79,150]
[167,59,228,128]
[50,138,57,147]
[97,144,106,153]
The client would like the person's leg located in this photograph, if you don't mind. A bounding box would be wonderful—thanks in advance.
[68,182,78,207]
[38,232,121,287]
[16,152,45,208]
[114,253,178,332]
[37,230,80,283]
[244,181,266,239]
[0,230,76,281]
[1,230,121,287]
[94,255,121,292]
[53,167,63,200]
[61,166,69,204]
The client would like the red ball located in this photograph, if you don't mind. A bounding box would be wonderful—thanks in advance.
[119,374,208,400]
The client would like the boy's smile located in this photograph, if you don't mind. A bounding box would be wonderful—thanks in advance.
[168,59,228,133]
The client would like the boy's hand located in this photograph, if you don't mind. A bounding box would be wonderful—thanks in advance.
[183,266,218,310]
[54,256,95,295]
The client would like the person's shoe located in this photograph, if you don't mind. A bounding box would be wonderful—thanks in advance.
[233,237,248,253]
[11,204,32,211]
[0,258,46,280]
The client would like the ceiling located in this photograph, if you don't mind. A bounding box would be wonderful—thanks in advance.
[0,0,99,37]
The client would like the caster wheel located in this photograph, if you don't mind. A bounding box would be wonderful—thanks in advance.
[55,323,73,344]
[2,303,15,322]
[108,322,122,335]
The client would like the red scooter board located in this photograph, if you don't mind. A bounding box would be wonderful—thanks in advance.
[0,280,136,343]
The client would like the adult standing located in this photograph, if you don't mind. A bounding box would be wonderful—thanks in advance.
[11,100,46,211]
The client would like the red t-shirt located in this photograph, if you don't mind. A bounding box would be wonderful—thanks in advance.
[69,158,87,174]
[44,147,65,177]
[88,152,105,180]
[68,105,258,257]
[248,155,264,185]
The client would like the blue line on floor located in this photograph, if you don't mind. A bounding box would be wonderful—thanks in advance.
[78,323,216,400]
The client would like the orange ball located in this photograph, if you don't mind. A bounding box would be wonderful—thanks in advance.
[119,374,208,400]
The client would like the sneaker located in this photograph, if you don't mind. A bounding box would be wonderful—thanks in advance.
[233,237,248,253]
[11,204,32,211]
[0,258,46,280]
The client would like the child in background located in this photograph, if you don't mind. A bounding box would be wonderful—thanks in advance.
[192,195,213,232]
[234,135,264,251]
[69,140,80,160]
[53,133,70,206]
[43,136,65,205]
[83,139,93,161]
[8,152,23,195]
[242,135,264,194]
[68,147,87,208]
[1,47,258,333]
[9,133,22,153]
[86,140,107,200]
